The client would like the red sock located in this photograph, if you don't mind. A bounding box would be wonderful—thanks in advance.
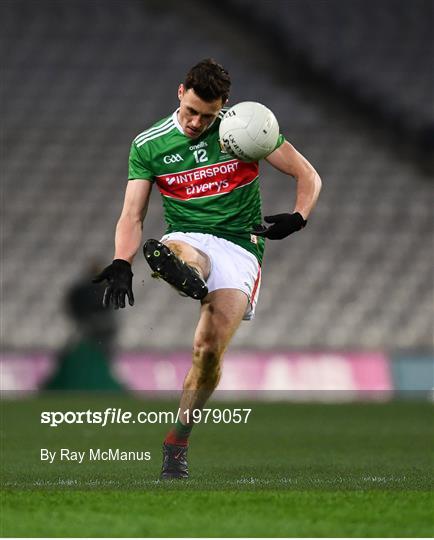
[164,419,193,447]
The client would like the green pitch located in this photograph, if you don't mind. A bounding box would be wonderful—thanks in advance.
[1,395,433,537]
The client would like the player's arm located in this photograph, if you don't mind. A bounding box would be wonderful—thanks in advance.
[252,141,322,239]
[114,179,152,263]
[94,180,153,308]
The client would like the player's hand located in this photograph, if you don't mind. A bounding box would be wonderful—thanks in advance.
[251,212,307,240]
[93,259,134,309]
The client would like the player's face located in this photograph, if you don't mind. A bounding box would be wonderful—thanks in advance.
[177,84,223,138]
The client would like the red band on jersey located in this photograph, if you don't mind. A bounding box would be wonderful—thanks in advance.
[155,159,259,200]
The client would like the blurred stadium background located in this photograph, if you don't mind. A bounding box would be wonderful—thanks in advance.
[1,0,433,395]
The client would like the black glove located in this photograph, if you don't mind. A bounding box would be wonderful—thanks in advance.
[251,212,307,240]
[92,259,134,309]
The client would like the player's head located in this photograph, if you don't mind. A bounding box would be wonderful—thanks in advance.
[178,58,231,139]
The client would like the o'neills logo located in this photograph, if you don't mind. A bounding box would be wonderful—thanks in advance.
[156,159,258,200]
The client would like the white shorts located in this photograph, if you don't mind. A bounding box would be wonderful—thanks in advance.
[160,232,262,320]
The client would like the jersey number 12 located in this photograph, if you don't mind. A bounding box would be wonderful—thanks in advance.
[193,149,208,163]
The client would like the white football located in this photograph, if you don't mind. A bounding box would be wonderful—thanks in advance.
[219,101,279,162]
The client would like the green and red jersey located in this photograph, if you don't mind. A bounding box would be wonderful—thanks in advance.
[128,109,285,262]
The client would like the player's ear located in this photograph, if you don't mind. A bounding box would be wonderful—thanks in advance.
[178,84,185,101]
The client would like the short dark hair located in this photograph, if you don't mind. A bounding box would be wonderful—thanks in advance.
[184,58,231,103]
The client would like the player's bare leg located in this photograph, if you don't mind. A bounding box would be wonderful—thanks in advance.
[180,288,247,412]
[143,239,210,299]
[161,289,248,479]
[163,240,211,281]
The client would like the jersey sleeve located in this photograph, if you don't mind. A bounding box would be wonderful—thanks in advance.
[128,141,155,181]
[274,133,286,151]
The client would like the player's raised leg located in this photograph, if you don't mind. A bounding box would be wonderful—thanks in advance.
[161,288,248,479]
[143,239,210,299]
[164,240,211,281]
